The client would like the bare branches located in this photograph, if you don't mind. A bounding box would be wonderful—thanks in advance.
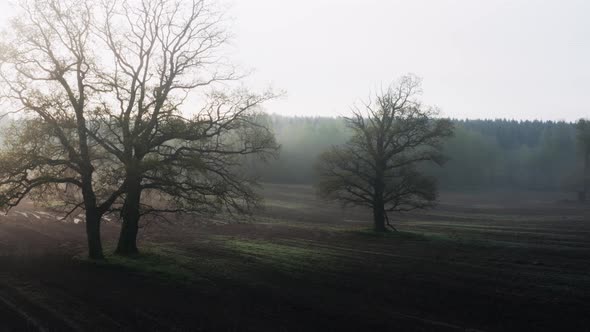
[137,94,279,217]
[317,75,453,229]
[93,0,237,157]
[87,0,278,225]
[0,1,125,247]
[0,0,277,258]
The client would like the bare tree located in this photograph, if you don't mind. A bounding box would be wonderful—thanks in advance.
[0,0,278,258]
[316,75,453,232]
[0,1,124,259]
[85,0,278,255]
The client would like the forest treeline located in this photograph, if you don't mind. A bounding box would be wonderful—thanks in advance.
[2,115,580,191]
[249,115,580,191]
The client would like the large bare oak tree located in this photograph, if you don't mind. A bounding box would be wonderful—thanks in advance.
[91,0,278,255]
[0,0,278,258]
[0,0,125,259]
[316,75,453,232]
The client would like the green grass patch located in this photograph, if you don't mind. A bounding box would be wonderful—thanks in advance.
[74,239,332,288]
[264,199,310,210]
[220,238,340,275]
[351,228,430,240]
[75,244,202,284]
[253,216,350,231]
[349,227,502,250]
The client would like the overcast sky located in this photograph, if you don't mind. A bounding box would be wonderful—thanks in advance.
[230,0,590,121]
[1,0,588,121]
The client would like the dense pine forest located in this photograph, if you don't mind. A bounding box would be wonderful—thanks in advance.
[251,115,580,191]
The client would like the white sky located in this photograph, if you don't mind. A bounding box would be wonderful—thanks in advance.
[1,0,589,121]
[230,0,590,121]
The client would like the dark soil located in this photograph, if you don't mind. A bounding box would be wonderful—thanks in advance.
[0,185,589,331]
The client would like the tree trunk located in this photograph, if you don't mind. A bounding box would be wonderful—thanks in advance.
[373,202,386,232]
[86,210,104,260]
[115,177,141,256]
[373,163,387,232]
[115,212,139,256]
[82,175,104,260]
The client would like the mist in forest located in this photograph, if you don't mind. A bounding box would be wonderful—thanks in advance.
[246,115,581,192]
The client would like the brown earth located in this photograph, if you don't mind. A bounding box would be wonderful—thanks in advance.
[0,184,588,331]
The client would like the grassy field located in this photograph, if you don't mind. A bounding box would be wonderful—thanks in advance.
[0,183,588,331]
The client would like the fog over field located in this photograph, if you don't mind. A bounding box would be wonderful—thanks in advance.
[0,1,588,331]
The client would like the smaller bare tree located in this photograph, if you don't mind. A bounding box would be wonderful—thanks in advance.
[316,75,453,232]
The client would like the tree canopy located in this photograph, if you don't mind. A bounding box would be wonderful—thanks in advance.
[0,0,278,258]
[316,75,453,231]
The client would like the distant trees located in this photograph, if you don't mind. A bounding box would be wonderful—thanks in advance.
[249,116,578,191]
[576,119,590,201]
[0,0,277,259]
[316,75,453,232]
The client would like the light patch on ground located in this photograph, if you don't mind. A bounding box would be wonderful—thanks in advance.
[264,199,310,210]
